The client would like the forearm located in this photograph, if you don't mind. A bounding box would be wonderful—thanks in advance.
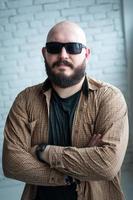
[39,114,128,181]
[41,145,125,181]
[2,142,66,186]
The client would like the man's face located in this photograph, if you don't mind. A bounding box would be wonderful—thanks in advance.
[42,25,90,88]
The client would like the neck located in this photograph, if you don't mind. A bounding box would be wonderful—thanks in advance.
[52,76,85,98]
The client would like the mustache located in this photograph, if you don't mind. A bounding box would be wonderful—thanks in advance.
[52,60,74,69]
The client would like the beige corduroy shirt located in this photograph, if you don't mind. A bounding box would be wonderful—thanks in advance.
[2,76,128,200]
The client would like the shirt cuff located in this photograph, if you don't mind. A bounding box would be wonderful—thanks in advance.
[44,145,65,169]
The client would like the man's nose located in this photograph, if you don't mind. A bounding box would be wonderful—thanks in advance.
[59,47,69,59]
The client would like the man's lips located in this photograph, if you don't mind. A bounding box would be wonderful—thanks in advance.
[56,64,70,68]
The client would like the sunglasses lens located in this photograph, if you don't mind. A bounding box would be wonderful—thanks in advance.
[46,42,84,54]
[46,43,62,54]
[67,43,82,54]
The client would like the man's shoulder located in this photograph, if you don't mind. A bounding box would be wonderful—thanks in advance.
[86,76,127,108]
[14,82,45,103]
[87,76,121,94]
[19,82,44,95]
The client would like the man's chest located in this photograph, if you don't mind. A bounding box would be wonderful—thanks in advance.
[28,95,98,148]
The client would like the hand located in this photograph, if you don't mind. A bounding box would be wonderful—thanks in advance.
[36,144,49,164]
[88,134,108,147]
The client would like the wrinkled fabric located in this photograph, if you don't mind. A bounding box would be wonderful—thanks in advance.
[2,76,129,200]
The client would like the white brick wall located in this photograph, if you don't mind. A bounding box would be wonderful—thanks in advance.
[0,0,131,199]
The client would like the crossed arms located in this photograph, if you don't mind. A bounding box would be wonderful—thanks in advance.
[2,87,129,186]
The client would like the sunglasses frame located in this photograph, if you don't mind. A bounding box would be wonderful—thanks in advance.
[46,42,86,55]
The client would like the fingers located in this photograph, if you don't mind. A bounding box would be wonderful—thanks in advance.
[88,134,106,147]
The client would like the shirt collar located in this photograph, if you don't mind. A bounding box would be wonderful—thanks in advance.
[42,75,98,97]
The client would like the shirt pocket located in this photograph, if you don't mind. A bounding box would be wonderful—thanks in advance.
[83,122,94,136]
[76,122,95,147]
[27,119,49,145]
[28,120,38,136]
[27,120,38,145]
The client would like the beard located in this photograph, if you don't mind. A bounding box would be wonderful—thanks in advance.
[45,58,86,88]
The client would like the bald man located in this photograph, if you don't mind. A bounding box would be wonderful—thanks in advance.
[3,21,128,200]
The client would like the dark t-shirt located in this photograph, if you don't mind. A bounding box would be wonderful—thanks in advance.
[48,89,81,146]
[36,89,81,200]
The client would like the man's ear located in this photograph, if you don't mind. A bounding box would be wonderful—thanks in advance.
[85,48,90,61]
[42,47,46,58]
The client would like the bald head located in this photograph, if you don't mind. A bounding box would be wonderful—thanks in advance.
[46,21,87,45]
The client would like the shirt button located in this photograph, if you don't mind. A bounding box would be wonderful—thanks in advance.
[51,177,54,182]
[57,161,60,165]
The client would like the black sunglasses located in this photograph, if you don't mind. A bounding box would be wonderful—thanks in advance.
[46,42,86,55]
